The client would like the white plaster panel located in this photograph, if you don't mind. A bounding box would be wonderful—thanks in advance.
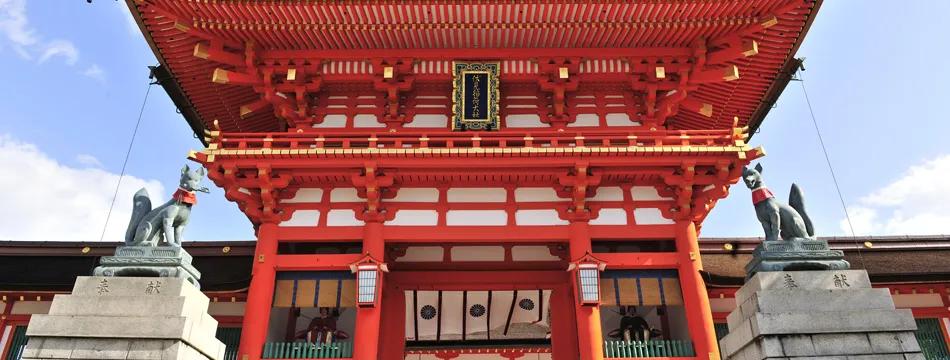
[505,114,548,128]
[511,246,560,261]
[314,114,347,128]
[514,187,566,202]
[892,293,944,308]
[634,208,674,225]
[284,188,324,203]
[396,246,444,262]
[440,291,465,339]
[388,210,439,226]
[280,210,320,227]
[567,113,599,127]
[589,208,628,225]
[589,186,624,201]
[330,188,363,202]
[391,188,440,202]
[353,114,384,128]
[605,113,639,126]
[709,297,737,314]
[11,301,51,315]
[451,246,505,261]
[447,188,507,203]
[208,302,247,317]
[405,114,448,128]
[515,210,568,226]
[446,210,508,226]
[326,209,365,226]
[631,186,671,201]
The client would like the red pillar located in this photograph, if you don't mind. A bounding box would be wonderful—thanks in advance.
[569,221,604,360]
[378,280,406,360]
[354,220,384,360]
[675,220,720,360]
[238,222,279,360]
[550,285,579,360]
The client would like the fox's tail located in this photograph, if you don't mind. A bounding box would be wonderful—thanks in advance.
[788,183,814,237]
[125,188,153,244]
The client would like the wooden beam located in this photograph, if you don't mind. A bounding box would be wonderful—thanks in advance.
[680,97,714,117]
[692,65,739,83]
[212,68,260,86]
[239,98,271,118]
[194,42,245,67]
[273,254,361,271]
[706,39,759,64]
[593,252,680,269]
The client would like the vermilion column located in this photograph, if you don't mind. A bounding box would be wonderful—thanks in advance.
[569,220,604,360]
[353,220,384,360]
[378,281,406,360]
[550,285,580,360]
[238,222,279,360]
[675,220,720,360]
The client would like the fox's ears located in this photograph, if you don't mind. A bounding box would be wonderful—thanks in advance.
[754,163,763,173]
[181,164,206,177]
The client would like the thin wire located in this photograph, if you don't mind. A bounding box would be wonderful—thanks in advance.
[98,82,154,242]
[797,71,866,266]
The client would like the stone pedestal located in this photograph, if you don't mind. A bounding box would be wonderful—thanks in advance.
[22,276,225,360]
[745,238,850,277]
[94,246,201,289]
[720,270,923,360]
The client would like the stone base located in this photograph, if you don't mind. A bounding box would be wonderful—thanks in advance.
[720,270,922,360]
[23,276,224,360]
[93,246,201,289]
[745,238,850,278]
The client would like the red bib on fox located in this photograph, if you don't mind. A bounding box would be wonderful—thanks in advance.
[751,187,774,205]
[172,188,197,205]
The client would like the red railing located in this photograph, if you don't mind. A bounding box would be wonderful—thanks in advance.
[209,128,744,152]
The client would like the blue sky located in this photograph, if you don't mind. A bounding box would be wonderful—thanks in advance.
[0,1,948,242]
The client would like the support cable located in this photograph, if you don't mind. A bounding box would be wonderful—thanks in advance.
[97,79,154,242]
[796,70,866,267]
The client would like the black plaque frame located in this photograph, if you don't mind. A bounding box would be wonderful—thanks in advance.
[452,61,500,131]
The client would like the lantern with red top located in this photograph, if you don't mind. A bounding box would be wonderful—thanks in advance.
[567,253,607,306]
[349,255,388,307]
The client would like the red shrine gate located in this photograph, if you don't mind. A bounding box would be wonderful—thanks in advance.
[128,1,821,359]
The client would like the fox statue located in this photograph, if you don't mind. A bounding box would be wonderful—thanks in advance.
[125,165,209,247]
[742,163,815,242]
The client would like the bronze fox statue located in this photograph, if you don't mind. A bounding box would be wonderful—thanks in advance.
[742,163,814,242]
[124,165,208,247]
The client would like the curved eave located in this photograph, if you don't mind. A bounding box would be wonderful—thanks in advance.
[747,0,824,137]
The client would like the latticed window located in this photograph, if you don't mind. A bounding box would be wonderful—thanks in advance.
[578,266,600,303]
[357,267,378,304]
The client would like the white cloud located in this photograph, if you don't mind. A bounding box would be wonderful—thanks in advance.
[842,154,950,235]
[0,0,79,65]
[39,39,78,65]
[82,64,105,82]
[0,135,165,242]
[0,0,37,50]
[76,153,103,168]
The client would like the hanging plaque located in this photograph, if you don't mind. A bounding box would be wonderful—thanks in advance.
[452,61,500,131]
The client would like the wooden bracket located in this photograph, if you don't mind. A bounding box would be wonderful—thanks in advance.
[537,57,581,127]
[372,58,415,126]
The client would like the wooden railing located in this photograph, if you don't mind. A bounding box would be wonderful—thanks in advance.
[210,128,745,152]
[261,341,353,359]
[604,339,695,358]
